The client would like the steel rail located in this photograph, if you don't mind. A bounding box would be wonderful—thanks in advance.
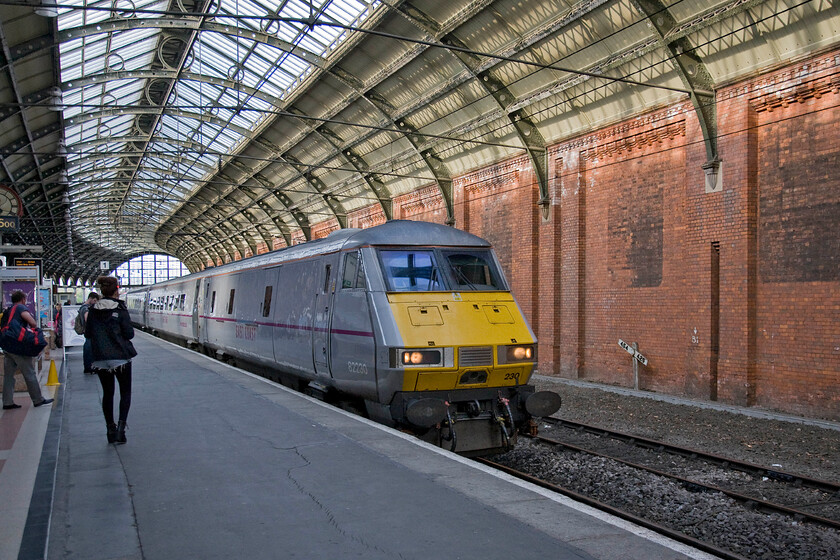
[476,457,748,560]
[529,433,840,532]
[530,418,840,530]
[543,417,840,495]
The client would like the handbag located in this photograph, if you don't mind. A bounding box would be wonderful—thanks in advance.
[0,304,48,357]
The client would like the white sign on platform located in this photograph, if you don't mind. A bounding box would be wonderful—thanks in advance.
[62,305,85,347]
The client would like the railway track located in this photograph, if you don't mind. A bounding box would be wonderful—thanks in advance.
[477,456,748,560]
[482,418,840,560]
[541,418,840,529]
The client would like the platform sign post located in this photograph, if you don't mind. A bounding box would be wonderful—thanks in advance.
[618,339,648,390]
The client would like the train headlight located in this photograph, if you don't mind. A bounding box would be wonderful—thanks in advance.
[391,347,454,368]
[393,348,443,367]
[405,351,436,365]
[497,344,537,364]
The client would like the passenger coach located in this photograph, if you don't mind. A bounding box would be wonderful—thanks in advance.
[126,220,560,454]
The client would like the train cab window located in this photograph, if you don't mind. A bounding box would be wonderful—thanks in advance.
[379,250,444,292]
[342,251,366,289]
[227,289,235,314]
[210,291,216,314]
[443,250,506,291]
[262,286,273,317]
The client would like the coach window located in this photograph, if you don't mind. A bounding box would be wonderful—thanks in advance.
[262,286,273,317]
[180,294,186,311]
[228,289,235,314]
[210,291,216,314]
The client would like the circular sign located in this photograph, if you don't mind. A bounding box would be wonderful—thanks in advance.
[0,185,23,217]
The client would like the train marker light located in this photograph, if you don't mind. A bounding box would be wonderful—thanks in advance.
[399,349,442,366]
[498,344,536,364]
[390,347,454,368]
[512,346,532,360]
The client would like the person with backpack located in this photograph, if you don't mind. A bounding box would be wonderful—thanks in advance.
[75,292,100,373]
[2,290,53,410]
[85,277,136,444]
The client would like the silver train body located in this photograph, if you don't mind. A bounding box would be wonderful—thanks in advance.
[125,221,560,454]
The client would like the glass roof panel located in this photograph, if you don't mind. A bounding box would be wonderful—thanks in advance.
[57,0,381,254]
[110,28,158,52]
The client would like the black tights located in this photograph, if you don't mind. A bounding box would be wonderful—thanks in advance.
[96,363,132,425]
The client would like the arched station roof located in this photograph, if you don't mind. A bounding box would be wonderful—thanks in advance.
[0,0,837,281]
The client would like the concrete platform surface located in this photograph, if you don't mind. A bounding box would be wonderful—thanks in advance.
[9,333,717,560]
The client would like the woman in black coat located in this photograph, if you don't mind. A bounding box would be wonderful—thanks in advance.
[85,275,137,444]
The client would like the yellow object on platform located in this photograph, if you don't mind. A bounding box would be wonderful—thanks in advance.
[46,360,60,386]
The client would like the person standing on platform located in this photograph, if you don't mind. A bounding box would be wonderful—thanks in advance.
[76,292,100,374]
[53,302,63,348]
[85,277,136,444]
[1,291,54,410]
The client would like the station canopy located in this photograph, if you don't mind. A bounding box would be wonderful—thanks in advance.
[0,0,836,282]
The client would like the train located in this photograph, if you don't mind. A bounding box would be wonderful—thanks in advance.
[125,220,561,454]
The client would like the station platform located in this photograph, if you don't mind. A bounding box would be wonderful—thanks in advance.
[1,332,717,560]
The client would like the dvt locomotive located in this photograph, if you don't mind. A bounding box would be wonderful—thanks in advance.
[125,220,560,454]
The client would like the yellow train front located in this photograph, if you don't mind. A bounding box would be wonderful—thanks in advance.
[356,221,561,455]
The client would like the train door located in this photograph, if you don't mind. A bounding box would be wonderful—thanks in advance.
[192,279,203,342]
[261,265,281,363]
[312,258,335,377]
[330,250,376,389]
[236,269,262,359]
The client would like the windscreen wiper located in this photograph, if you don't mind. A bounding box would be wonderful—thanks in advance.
[451,265,477,290]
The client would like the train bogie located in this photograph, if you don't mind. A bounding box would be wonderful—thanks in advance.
[126,221,560,454]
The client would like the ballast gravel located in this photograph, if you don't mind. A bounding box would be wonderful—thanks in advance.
[514,376,840,560]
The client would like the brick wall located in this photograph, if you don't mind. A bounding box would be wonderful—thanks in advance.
[307,50,840,420]
[749,60,840,417]
[311,218,340,240]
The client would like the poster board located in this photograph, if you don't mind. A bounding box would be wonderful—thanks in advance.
[1,280,37,318]
[38,287,52,329]
[0,267,43,327]
[62,305,85,347]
